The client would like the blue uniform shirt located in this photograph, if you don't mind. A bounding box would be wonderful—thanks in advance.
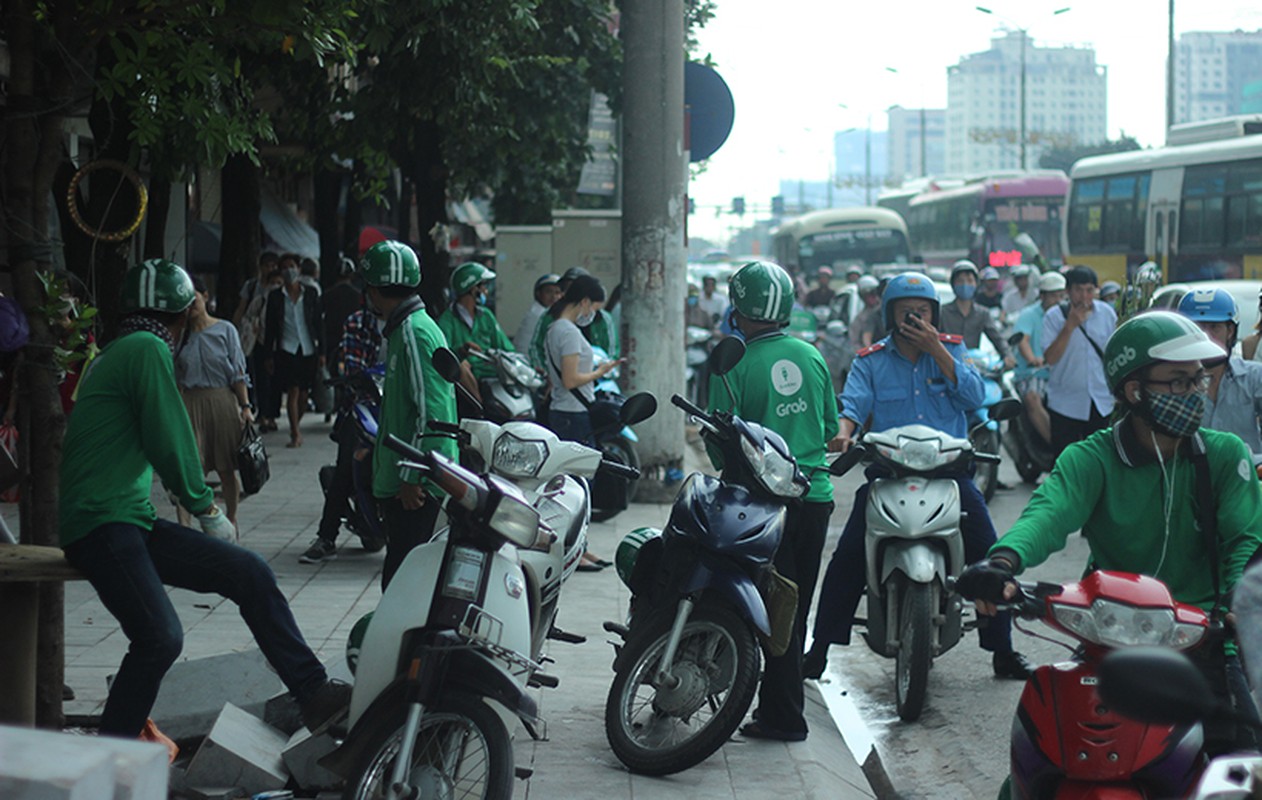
[842,334,985,438]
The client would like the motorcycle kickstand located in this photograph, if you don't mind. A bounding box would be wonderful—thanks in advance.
[387,701,425,800]
[654,597,696,689]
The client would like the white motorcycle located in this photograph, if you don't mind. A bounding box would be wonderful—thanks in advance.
[828,399,1021,721]
[321,437,550,800]
[467,348,545,423]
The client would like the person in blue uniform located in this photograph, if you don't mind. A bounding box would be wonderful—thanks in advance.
[802,272,1032,681]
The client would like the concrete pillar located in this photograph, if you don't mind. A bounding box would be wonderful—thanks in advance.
[620,0,687,491]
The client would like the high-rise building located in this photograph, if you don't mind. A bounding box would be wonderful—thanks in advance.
[946,31,1107,175]
[886,106,946,183]
[833,128,888,206]
[1174,30,1262,124]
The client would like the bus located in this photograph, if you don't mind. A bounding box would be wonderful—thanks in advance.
[770,207,911,278]
[1064,135,1262,284]
[904,171,1069,270]
[876,177,964,220]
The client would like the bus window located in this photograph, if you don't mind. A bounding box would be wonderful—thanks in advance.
[1068,178,1105,250]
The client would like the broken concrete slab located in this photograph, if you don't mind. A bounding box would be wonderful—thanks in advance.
[147,650,285,742]
[0,723,168,800]
[264,655,353,737]
[282,728,340,791]
[183,704,288,794]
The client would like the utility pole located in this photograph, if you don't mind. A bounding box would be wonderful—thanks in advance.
[1167,0,1175,134]
[620,0,685,494]
[864,116,872,204]
[1019,29,1027,170]
[919,106,928,177]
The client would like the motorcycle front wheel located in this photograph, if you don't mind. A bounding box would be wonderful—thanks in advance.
[894,582,933,722]
[343,690,514,800]
[605,604,760,776]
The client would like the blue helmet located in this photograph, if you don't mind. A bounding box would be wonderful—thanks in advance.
[882,272,940,330]
[1177,287,1239,325]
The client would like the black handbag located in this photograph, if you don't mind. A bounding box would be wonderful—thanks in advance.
[237,421,270,497]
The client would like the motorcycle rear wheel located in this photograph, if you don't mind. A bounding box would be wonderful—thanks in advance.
[343,690,513,800]
[605,604,760,776]
[894,582,933,722]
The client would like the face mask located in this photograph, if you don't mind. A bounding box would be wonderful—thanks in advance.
[576,310,596,328]
[476,290,488,306]
[1140,389,1206,438]
[687,296,698,307]
[954,284,977,300]
[725,307,746,341]
[283,268,299,284]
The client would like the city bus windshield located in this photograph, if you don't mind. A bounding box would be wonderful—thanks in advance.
[798,228,910,272]
[982,197,1063,267]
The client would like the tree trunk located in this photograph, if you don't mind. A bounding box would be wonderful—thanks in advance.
[313,167,342,288]
[343,164,364,259]
[143,175,172,260]
[5,0,74,729]
[218,155,262,317]
[407,124,450,317]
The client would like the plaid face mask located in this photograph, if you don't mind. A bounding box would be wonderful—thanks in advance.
[1143,389,1205,438]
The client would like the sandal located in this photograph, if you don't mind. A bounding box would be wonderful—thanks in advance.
[738,721,807,742]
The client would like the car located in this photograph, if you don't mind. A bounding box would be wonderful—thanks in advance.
[1149,280,1262,339]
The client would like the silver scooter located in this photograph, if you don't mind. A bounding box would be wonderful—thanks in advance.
[829,398,1021,721]
[468,348,545,423]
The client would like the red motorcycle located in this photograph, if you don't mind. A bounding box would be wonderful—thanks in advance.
[959,570,1211,799]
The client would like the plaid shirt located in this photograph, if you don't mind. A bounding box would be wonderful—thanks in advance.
[338,309,382,376]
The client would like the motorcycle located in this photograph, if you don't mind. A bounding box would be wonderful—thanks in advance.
[1002,332,1056,484]
[590,346,645,521]
[685,325,714,406]
[962,346,1010,503]
[321,366,388,553]
[467,347,545,423]
[828,399,1021,722]
[954,572,1213,799]
[1099,647,1262,800]
[601,337,832,775]
[320,436,552,800]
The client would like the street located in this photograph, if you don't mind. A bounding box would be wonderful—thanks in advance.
[815,457,1092,800]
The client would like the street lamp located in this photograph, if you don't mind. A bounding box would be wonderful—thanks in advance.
[975,5,1070,170]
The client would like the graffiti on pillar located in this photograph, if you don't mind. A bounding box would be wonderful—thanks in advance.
[640,259,665,292]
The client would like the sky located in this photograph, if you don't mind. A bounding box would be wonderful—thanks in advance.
[686,0,1262,245]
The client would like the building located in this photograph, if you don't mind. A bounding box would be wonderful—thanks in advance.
[946,31,1107,174]
[1174,30,1262,124]
[886,106,946,183]
[833,128,888,206]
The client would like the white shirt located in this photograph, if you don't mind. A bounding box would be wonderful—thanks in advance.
[1001,283,1039,320]
[281,291,316,356]
[1042,300,1118,420]
[515,302,547,354]
[697,291,727,325]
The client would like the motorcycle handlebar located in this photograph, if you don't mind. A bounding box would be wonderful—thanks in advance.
[599,459,641,480]
[974,452,1002,464]
[671,394,708,421]
[384,434,429,465]
[428,420,463,435]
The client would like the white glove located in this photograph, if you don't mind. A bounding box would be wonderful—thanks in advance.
[196,504,238,543]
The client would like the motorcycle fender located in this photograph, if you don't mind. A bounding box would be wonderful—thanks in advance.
[320,678,410,778]
[879,541,947,586]
[684,565,771,636]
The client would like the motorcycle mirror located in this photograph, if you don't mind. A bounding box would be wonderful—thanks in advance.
[431,348,463,384]
[1008,331,1025,347]
[708,336,746,377]
[1013,232,1041,259]
[620,392,658,426]
[828,444,865,477]
[1097,647,1218,726]
[988,397,1023,422]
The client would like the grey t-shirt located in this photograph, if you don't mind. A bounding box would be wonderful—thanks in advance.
[176,320,249,390]
[546,318,594,413]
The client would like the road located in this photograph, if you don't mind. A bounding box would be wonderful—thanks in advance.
[815,457,1092,800]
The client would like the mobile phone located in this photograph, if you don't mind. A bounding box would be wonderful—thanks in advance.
[903,311,921,326]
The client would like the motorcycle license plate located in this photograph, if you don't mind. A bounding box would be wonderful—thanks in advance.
[443,546,486,600]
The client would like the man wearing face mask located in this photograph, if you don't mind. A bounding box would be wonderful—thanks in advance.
[359,240,458,589]
[437,261,514,405]
[804,272,1032,682]
[939,260,1015,369]
[1177,288,1262,464]
[957,311,1262,754]
[60,259,351,742]
[1041,265,1117,455]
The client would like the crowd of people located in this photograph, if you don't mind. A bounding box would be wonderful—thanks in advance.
[45,243,1262,764]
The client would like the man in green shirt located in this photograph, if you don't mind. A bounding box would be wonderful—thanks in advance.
[437,261,515,405]
[707,260,841,742]
[958,311,1262,752]
[61,259,348,740]
[360,241,459,589]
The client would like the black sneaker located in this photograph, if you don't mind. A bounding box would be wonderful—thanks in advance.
[993,650,1034,680]
[300,679,352,734]
[802,645,828,680]
[299,538,337,564]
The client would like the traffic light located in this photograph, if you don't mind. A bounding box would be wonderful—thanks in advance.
[732,196,746,216]
[688,197,696,215]
[771,195,785,216]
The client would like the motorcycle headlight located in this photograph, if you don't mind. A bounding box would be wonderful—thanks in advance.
[741,434,806,498]
[887,438,947,472]
[1051,599,1203,649]
[488,491,543,548]
[492,433,549,478]
[505,357,539,388]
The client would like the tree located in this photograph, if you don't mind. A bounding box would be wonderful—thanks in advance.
[1038,136,1142,174]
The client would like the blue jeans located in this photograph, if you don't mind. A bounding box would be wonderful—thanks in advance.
[550,409,593,446]
[810,470,1014,653]
[63,519,327,737]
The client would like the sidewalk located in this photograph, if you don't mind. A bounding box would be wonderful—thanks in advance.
[54,416,875,799]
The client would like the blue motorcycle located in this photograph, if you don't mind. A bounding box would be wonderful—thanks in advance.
[962,347,1008,503]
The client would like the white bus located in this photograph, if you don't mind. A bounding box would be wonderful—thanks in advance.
[770,207,911,279]
[1064,134,1262,284]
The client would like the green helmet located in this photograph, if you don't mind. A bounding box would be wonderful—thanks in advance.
[360,240,421,288]
[1103,310,1226,392]
[120,259,196,314]
[450,262,495,296]
[729,261,794,324]
[345,611,374,676]
[615,527,661,586]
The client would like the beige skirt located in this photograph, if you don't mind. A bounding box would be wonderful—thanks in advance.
[182,387,242,476]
